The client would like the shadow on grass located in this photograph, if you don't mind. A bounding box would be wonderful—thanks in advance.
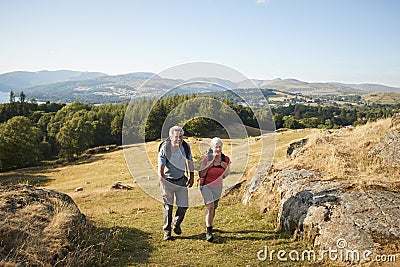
[178,229,289,243]
[68,154,107,165]
[0,172,54,186]
[98,226,153,266]
[0,153,108,187]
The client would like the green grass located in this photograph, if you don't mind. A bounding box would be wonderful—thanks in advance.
[89,191,324,266]
[0,134,338,266]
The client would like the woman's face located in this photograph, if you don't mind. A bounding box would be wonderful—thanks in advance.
[212,142,223,155]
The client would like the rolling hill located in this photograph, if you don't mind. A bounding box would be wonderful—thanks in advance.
[0,70,106,91]
[0,70,399,103]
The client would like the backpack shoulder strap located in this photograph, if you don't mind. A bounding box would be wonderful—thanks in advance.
[159,137,171,151]
[182,140,190,160]
[221,153,226,163]
[159,138,171,163]
[158,140,165,152]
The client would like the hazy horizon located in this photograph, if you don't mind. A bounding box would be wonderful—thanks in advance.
[1,69,400,89]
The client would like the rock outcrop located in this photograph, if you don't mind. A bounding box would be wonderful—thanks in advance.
[0,185,87,266]
[111,181,134,190]
[242,165,272,205]
[274,168,400,263]
[391,113,400,129]
[286,138,308,159]
[368,130,400,168]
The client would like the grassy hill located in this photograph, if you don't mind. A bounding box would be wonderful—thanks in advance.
[0,70,106,91]
[362,92,400,105]
[3,116,399,266]
[1,131,338,266]
[2,70,399,104]
[252,117,400,221]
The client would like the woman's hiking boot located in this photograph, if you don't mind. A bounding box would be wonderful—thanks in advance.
[173,224,182,235]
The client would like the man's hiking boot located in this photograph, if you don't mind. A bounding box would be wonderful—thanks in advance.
[206,226,214,242]
[206,232,213,242]
[173,224,182,235]
[163,231,173,241]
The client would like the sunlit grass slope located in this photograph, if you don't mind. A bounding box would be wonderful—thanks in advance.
[1,132,338,266]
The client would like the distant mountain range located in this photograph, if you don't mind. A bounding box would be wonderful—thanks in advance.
[0,70,107,90]
[0,70,399,103]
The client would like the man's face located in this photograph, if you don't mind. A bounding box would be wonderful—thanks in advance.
[170,131,183,147]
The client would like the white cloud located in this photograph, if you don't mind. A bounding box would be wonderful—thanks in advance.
[256,0,267,4]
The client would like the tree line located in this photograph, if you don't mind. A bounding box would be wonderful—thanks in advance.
[0,91,398,171]
[271,103,400,129]
[0,91,126,170]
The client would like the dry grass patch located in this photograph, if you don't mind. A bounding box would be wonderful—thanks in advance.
[0,185,106,266]
[362,92,400,105]
[281,118,399,188]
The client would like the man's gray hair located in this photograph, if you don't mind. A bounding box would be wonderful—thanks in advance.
[210,137,223,147]
[169,126,184,136]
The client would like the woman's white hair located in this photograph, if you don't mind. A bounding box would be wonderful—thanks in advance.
[210,137,223,147]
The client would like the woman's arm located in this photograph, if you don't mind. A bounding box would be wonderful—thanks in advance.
[222,163,230,178]
[198,157,213,178]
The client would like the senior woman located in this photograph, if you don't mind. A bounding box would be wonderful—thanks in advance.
[198,137,231,241]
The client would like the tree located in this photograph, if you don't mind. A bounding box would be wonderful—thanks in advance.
[9,91,15,117]
[0,116,41,170]
[184,117,214,137]
[273,113,284,129]
[56,117,94,161]
[19,91,27,116]
[324,119,334,129]
[300,117,320,128]
[19,91,26,103]
[47,101,91,136]
[145,100,166,141]
[283,115,302,129]
[9,91,15,104]
[111,114,124,145]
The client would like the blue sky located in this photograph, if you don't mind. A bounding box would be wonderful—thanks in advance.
[1,0,399,86]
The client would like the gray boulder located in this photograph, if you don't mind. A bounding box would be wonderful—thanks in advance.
[286,138,308,159]
[242,165,271,205]
[275,168,400,263]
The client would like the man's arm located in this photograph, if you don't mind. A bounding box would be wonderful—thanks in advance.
[159,165,165,185]
[187,160,195,187]
[159,165,170,198]
[158,147,170,198]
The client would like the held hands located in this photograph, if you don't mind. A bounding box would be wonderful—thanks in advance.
[161,186,170,198]
[161,177,193,197]
[187,176,194,188]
